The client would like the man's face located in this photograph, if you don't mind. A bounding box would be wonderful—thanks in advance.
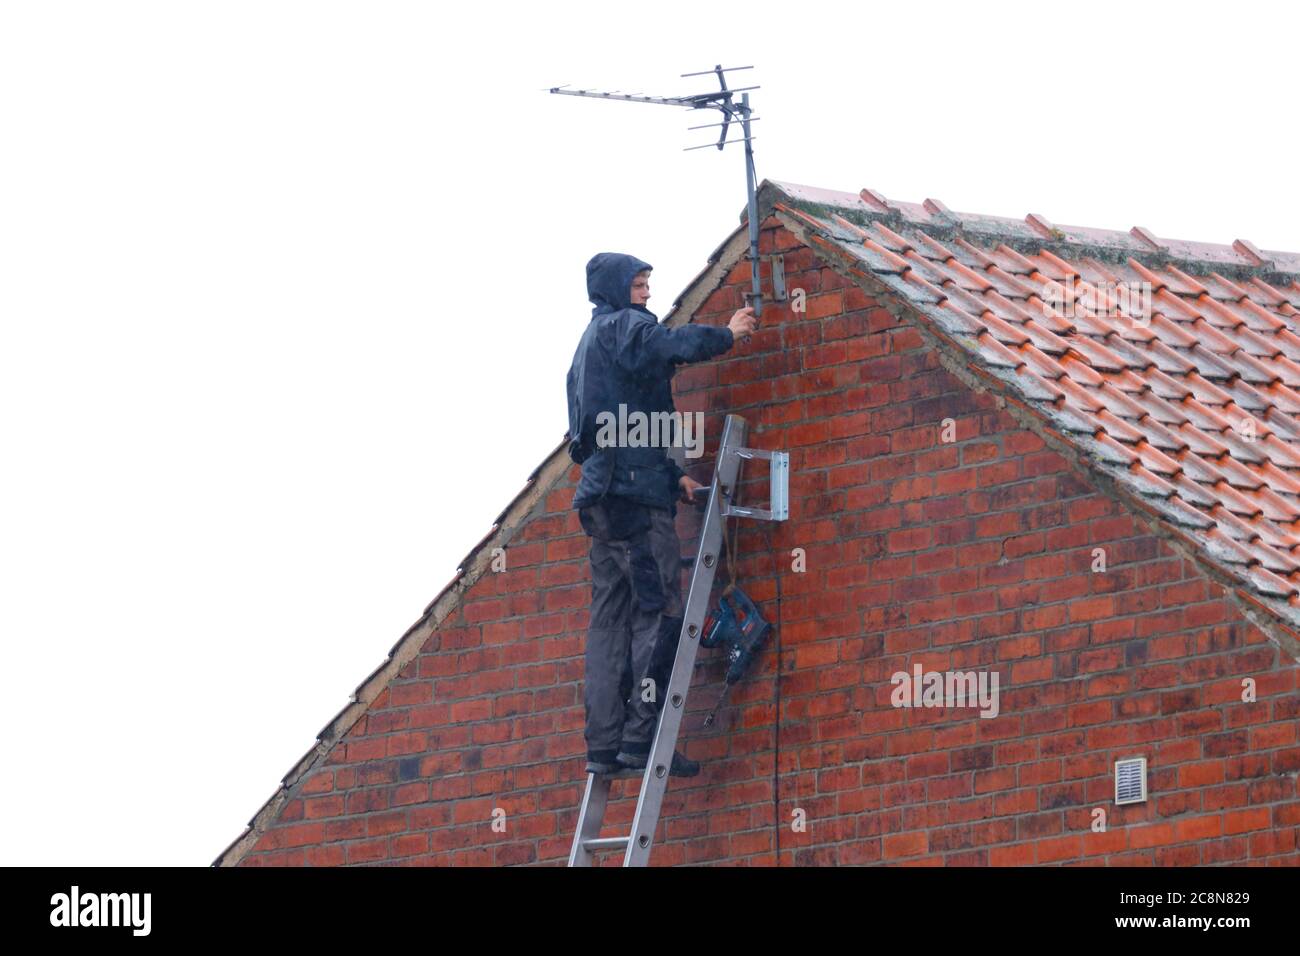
[629,271,651,306]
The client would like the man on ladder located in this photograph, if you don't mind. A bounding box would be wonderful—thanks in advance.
[566,252,757,779]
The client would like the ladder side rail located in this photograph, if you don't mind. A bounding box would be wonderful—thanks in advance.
[568,774,613,867]
[623,414,749,866]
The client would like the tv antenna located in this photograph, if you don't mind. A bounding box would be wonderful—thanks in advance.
[549,65,766,317]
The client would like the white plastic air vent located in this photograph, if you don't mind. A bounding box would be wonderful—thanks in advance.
[1115,757,1148,805]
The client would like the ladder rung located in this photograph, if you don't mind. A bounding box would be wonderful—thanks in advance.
[583,836,630,851]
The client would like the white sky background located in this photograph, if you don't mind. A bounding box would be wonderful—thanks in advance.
[2,0,1297,866]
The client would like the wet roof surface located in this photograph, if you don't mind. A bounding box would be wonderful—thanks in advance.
[772,180,1300,633]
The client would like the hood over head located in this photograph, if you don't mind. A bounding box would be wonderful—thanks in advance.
[586,252,653,319]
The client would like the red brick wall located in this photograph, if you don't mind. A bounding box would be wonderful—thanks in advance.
[236,220,1300,866]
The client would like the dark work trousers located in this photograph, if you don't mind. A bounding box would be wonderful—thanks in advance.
[579,496,685,763]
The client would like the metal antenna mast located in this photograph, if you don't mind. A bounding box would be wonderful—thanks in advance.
[549,65,765,317]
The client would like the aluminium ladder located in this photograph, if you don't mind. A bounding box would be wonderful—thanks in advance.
[568,413,789,867]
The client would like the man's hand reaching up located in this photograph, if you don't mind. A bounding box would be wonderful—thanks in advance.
[728,306,757,342]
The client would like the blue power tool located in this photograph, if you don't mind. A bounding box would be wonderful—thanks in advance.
[700,585,772,727]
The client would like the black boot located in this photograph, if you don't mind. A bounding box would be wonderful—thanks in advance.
[616,747,700,777]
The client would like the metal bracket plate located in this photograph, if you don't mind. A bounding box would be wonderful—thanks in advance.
[720,446,788,521]
[771,254,786,302]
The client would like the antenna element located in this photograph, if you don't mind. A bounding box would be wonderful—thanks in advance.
[549,65,766,317]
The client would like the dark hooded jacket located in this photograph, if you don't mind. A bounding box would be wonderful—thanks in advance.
[566,252,734,517]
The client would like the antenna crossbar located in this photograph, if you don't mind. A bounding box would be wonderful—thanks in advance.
[547,65,766,318]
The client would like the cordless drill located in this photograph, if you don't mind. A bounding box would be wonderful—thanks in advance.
[700,585,772,727]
